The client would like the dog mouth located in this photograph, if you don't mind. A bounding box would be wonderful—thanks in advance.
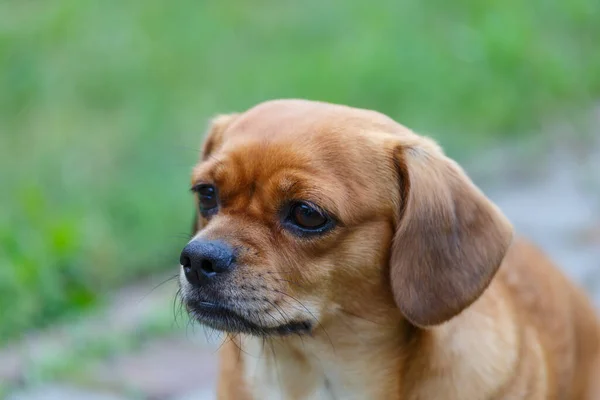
[185,299,313,336]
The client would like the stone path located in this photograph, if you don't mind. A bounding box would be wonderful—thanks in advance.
[475,129,600,305]
[2,124,599,399]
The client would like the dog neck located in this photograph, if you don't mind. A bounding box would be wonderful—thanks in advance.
[238,303,410,399]
[236,282,521,400]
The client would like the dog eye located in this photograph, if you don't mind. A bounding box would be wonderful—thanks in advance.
[196,184,218,214]
[289,202,328,230]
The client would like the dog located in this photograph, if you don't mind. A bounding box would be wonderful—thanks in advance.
[179,99,600,399]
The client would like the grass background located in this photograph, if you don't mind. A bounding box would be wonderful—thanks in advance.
[0,0,598,343]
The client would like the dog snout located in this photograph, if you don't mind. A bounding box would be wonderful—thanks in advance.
[180,240,235,286]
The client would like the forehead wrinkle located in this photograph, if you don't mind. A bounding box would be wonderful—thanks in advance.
[195,138,355,217]
[271,171,342,218]
[191,158,220,185]
[191,157,240,190]
[213,139,309,184]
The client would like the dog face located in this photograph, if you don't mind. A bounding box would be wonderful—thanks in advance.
[179,100,513,336]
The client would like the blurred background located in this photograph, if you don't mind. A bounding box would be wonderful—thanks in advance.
[1,0,599,399]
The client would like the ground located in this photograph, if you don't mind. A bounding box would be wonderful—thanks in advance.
[2,127,599,400]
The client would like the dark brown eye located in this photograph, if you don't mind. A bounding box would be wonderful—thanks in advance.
[196,184,218,213]
[290,202,328,229]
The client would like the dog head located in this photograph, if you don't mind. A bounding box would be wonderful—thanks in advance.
[179,99,513,336]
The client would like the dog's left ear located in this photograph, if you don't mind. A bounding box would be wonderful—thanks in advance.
[390,136,513,327]
[191,113,239,236]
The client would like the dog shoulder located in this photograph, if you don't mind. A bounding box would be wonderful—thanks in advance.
[496,238,600,398]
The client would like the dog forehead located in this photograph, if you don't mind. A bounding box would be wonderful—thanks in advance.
[198,100,407,188]
[226,99,402,142]
[193,100,408,219]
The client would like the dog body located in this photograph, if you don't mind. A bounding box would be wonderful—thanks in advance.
[179,100,600,399]
[218,240,600,400]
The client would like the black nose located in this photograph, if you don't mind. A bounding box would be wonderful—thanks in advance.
[180,240,235,286]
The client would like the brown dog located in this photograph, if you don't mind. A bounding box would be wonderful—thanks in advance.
[179,99,600,399]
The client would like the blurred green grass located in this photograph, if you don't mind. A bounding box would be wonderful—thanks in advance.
[0,0,598,342]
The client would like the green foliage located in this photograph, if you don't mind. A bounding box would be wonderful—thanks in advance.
[1,0,598,342]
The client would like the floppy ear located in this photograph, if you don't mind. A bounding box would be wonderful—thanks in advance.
[200,113,240,161]
[390,137,513,327]
[191,113,239,236]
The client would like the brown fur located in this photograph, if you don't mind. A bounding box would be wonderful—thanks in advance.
[182,99,600,399]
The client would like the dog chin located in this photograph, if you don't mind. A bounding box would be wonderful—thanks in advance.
[185,299,313,337]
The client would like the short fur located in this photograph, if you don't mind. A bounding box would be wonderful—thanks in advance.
[180,99,600,399]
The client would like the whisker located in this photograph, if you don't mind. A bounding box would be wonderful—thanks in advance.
[139,274,179,302]
[273,290,336,355]
[169,143,203,155]
[261,336,267,361]
[215,332,233,354]
[265,300,291,327]
[204,327,211,344]
[178,295,187,325]
[338,308,385,327]
[270,278,306,289]
[254,338,264,387]
[263,306,280,328]
[172,287,184,328]
[269,338,283,395]
[229,332,253,358]
[186,313,195,339]
[169,232,195,240]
